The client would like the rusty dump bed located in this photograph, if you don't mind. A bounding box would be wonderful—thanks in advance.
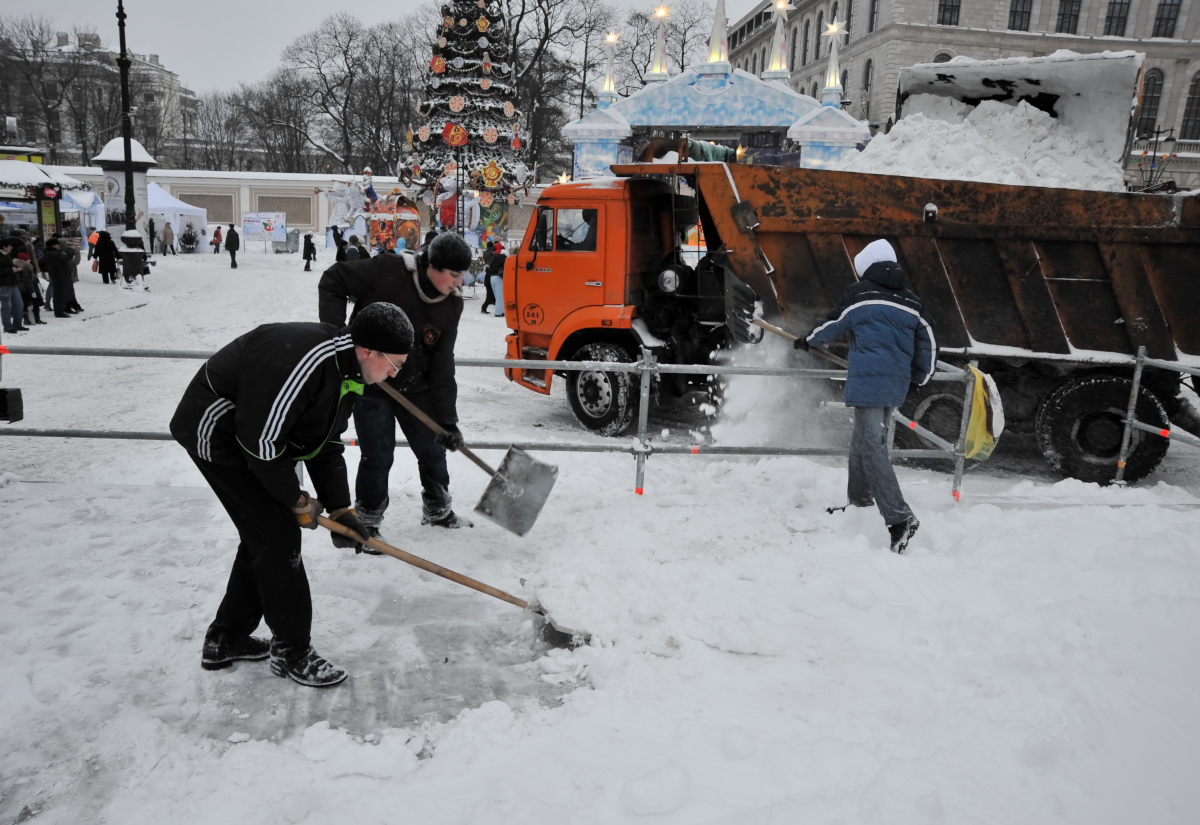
[613,163,1200,365]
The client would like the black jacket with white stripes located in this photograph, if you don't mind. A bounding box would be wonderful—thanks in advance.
[170,322,364,509]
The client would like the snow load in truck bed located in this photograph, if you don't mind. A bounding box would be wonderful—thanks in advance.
[836,96,1128,192]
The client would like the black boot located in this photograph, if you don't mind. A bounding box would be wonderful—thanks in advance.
[887,516,920,554]
[269,640,347,687]
[201,631,271,670]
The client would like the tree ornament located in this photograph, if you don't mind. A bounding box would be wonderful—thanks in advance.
[478,192,495,207]
[444,160,458,174]
[449,96,466,112]
[443,15,453,27]
[438,36,447,47]
[503,101,515,118]
[478,36,488,48]
[430,77,441,89]
[431,55,446,74]
[476,0,485,6]
[482,51,491,73]
[477,16,490,32]
[507,194,516,204]
[412,163,422,177]
[442,122,469,146]
[480,159,504,188]
[452,56,464,69]
[418,125,431,142]
[405,124,414,151]
[459,17,468,26]
[511,124,521,151]
[480,77,492,91]
[483,126,498,143]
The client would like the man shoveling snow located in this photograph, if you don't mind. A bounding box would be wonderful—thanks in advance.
[169,303,414,686]
[797,239,938,553]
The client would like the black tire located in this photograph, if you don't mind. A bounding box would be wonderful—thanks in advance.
[1034,374,1169,485]
[565,343,637,436]
[894,383,969,471]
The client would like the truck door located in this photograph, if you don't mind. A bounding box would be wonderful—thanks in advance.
[518,205,604,344]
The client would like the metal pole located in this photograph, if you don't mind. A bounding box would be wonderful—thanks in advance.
[115,0,136,232]
[951,361,977,502]
[634,348,655,495]
[1114,345,1147,485]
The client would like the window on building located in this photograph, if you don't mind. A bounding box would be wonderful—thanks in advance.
[937,0,961,26]
[845,0,853,34]
[816,12,823,58]
[1181,74,1200,140]
[790,31,797,70]
[762,47,767,73]
[1137,69,1164,137]
[752,52,757,74]
[933,52,953,63]
[802,20,810,65]
[1056,0,1081,33]
[862,58,873,119]
[1008,0,1033,31]
[1152,0,1181,38]
[144,93,156,104]
[1103,0,1130,35]
[841,69,849,90]
[832,3,839,30]
[869,0,879,32]
[812,81,819,97]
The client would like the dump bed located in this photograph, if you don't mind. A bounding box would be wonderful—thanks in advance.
[612,162,1200,367]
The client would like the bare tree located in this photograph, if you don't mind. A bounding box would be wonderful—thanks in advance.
[571,0,618,118]
[666,0,713,74]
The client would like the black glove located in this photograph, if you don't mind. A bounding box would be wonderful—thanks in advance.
[435,425,464,452]
[291,492,322,530]
[793,335,810,351]
[329,508,368,551]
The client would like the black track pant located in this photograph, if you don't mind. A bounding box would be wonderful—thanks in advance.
[190,454,311,649]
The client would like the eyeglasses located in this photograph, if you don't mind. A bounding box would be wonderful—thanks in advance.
[380,352,403,374]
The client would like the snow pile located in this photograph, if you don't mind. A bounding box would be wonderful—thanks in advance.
[839,96,1127,191]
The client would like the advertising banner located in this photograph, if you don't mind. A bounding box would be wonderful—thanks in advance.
[242,212,287,241]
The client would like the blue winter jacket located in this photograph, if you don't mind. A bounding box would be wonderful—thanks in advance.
[806,261,938,407]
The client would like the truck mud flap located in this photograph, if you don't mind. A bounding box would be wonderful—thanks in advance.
[725,268,762,344]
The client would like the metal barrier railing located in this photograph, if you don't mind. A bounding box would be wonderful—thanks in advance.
[1115,345,1200,484]
[0,344,975,497]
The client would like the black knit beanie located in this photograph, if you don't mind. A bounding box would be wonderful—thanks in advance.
[350,302,414,354]
[427,231,472,272]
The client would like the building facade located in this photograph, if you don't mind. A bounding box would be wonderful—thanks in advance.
[728,1,1199,151]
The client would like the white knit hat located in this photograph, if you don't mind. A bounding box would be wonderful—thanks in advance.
[853,239,897,277]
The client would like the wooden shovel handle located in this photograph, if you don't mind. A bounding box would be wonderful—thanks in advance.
[317,514,533,611]
[752,318,849,368]
[373,380,498,476]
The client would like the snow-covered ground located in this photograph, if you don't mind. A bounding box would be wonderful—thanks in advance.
[2,250,1199,823]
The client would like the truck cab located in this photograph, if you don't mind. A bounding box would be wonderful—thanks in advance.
[503,176,725,434]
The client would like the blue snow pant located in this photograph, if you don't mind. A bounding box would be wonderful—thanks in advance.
[353,393,452,522]
[848,406,913,526]
[489,275,504,317]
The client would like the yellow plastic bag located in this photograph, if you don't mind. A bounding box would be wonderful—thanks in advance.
[964,366,1003,460]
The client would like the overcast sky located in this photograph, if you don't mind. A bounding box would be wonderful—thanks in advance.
[5,0,762,92]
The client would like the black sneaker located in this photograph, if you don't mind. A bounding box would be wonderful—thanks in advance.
[355,523,383,555]
[421,510,473,529]
[201,633,270,671]
[888,516,920,554]
[269,641,347,687]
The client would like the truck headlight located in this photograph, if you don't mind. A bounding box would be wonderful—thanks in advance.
[657,269,678,293]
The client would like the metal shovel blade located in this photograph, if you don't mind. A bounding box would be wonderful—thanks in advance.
[473,447,559,537]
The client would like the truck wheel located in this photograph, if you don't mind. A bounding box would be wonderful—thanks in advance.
[566,343,637,436]
[1035,374,1169,485]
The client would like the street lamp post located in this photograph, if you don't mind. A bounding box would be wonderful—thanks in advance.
[115,0,142,280]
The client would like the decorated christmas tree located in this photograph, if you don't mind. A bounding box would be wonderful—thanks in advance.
[406,0,529,237]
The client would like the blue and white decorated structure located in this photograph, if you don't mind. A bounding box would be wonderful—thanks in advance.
[562,1,869,179]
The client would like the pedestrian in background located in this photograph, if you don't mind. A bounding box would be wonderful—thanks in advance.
[212,225,223,254]
[487,242,506,318]
[162,222,176,255]
[303,233,317,272]
[0,236,27,334]
[44,237,80,318]
[94,231,119,284]
[346,236,361,261]
[225,224,239,269]
[798,239,936,554]
[479,241,496,314]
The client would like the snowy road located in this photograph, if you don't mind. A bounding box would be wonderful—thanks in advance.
[1,250,1198,823]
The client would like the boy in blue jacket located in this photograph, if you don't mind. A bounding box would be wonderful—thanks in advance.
[797,239,937,553]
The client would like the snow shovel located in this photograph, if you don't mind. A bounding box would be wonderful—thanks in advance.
[372,382,558,537]
[752,318,848,367]
[317,514,586,646]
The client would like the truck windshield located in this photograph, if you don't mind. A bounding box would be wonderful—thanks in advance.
[555,209,598,251]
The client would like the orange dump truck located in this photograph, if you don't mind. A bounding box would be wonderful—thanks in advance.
[502,162,1200,483]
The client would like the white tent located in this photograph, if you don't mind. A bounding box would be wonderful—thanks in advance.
[147,182,207,252]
